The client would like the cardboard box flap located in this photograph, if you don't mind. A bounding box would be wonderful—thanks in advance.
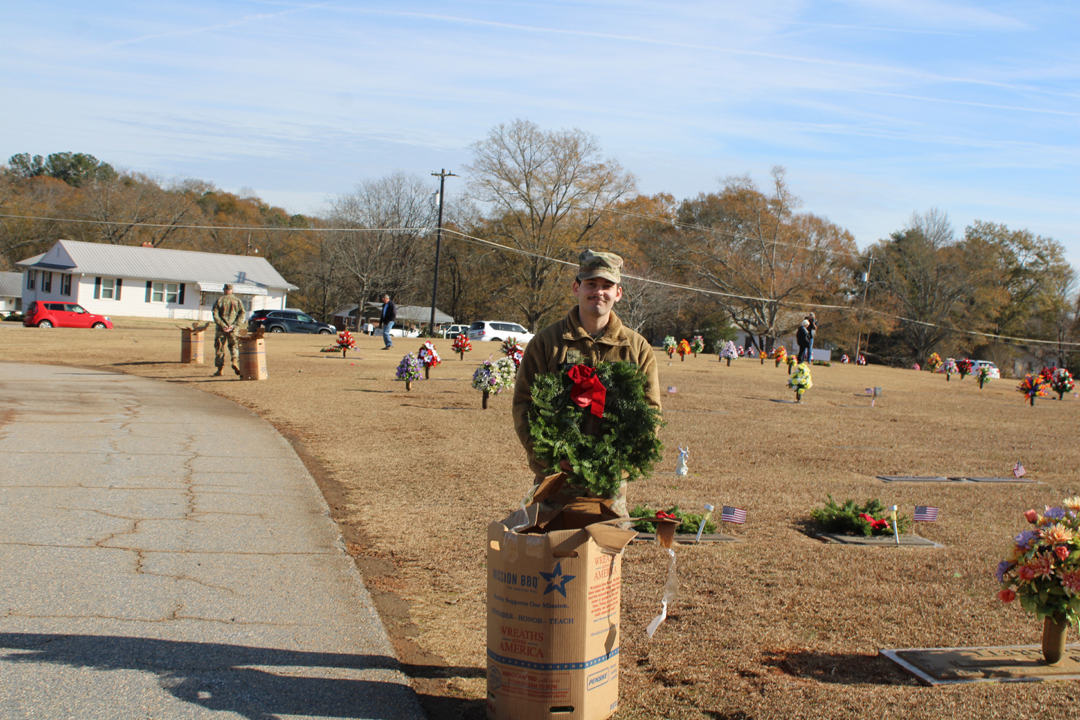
[583,519,637,555]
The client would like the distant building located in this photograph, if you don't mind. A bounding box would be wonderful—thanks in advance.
[332,302,453,331]
[0,272,22,316]
[17,240,297,321]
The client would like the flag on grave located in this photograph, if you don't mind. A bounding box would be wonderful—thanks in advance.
[914,506,939,522]
[1013,462,1026,478]
[721,505,747,524]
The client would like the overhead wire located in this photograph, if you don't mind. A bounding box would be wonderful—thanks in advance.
[2,211,1077,349]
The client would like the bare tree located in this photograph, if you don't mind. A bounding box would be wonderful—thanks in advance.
[326,171,435,327]
[465,119,636,330]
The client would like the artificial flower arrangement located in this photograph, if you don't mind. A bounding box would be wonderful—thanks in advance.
[719,340,738,366]
[501,338,525,368]
[911,362,921,371]
[1050,368,1075,400]
[676,339,692,361]
[334,329,356,357]
[417,341,441,378]
[528,361,664,498]
[737,345,745,357]
[772,346,787,368]
[840,354,850,364]
[471,356,517,409]
[811,495,910,537]
[746,346,756,358]
[857,354,866,365]
[926,352,942,372]
[663,336,677,358]
[938,357,958,381]
[811,359,832,367]
[689,335,705,356]
[995,498,1080,663]
[451,333,472,359]
[976,364,993,389]
[1038,366,1055,386]
[1017,373,1049,406]
[395,352,423,390]
[788,362,812,402]
[956,358,973,380]
[785,354,797,374]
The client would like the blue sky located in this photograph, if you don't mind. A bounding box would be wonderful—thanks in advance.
[2,1,1078,263]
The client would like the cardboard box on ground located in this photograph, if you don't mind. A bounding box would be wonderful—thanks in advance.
[486,472,637,720]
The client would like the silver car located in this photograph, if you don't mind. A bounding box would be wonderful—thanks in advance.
[466,321,535,343]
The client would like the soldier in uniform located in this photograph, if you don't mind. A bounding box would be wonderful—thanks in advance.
[512,249,662,517]
[212,284,246,376]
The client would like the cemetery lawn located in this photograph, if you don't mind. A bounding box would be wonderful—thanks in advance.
[3,320,1079,720]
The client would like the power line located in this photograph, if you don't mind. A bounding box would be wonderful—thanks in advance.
[3,211,1077,349]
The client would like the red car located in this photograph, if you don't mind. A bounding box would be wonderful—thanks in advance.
[23,301,113,329]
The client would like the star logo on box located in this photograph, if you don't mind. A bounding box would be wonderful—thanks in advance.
[539,562,576,598]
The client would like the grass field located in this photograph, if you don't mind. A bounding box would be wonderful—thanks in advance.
[3,318,1078,719]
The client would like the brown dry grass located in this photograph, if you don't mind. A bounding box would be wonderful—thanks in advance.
[3,319,1079,720]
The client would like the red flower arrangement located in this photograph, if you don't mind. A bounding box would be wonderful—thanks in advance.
[451,333,472,359]
[417,341,441,379]
[335,330,356,358]
[956,358,972,379]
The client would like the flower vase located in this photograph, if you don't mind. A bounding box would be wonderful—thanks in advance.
[1042,614,1069,664]
[978,377,984,389]
[760,356,765,365]
[1030,395,1035,407]
[667,351,673,359]
[425,366,430,380]
[775,360,781,368]
[459,351,464,360]
[946,373,950,382]
[482,390,489,409]
[795,389,802,403]
[405,380,412,391]
[680,355,685,362]
[787,365,792,375]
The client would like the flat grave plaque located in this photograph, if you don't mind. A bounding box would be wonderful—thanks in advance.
[963,476,1040,484]
[816,533,941,547]
[881,644,1080,685]
[877,476,955,483]
[632,533,743,544]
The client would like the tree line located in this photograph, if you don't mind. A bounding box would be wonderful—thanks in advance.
[2,121,1077,370]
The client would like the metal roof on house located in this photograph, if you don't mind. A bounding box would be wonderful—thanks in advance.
[0,272,23,298]
[16,240,297,290]
[333,302,454,324]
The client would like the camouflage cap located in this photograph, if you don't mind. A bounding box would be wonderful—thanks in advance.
[223,284,234,291]
[576,249,623,283]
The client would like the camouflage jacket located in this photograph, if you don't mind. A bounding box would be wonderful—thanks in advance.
[512,308,661,479]
[212,295,246,332]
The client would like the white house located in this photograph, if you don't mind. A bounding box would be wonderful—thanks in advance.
[17,240,297,321]
[0,272,22,316]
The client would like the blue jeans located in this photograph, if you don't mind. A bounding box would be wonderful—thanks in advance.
[383,321,394,347]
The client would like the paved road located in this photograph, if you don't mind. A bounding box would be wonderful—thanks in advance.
[0,363,425,720]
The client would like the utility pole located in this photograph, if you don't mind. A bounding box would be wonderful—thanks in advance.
[854,254,874,364]
[429,169,457,336]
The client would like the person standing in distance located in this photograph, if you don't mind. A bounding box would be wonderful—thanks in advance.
[380,294,397,349]
[796,319,810,364]
[512,249,662,517]
[212,284,245,376]
[806,312,818,363]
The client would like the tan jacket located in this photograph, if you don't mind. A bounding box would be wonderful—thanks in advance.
[512,308,662,479]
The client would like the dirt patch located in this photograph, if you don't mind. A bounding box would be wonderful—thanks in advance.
[3,321,1080,719]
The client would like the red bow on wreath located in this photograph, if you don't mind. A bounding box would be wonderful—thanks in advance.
[656,510,677,521]
[859,512,890,531]
[567,364,607,418]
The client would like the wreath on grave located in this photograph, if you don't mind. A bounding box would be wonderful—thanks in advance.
[811,495,910,536]
[528,361,664,498]
[631,505,716,535]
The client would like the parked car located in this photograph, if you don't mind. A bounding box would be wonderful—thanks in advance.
[387,326,421,338]
[439,324,470,339]
[968,360,1001,379]
[248,309,334,334]
[467,321,535,344]
[23,301,112,329]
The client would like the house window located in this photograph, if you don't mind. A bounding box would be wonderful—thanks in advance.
[101,278,116,299]
[61,274,72,296]
[27,270,36,290]
[151,282,180,303]
[42,272,52,293]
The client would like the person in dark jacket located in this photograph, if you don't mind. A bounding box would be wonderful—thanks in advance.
[806,312,817,363]
[796,319,810,363]
[380,294,397,349]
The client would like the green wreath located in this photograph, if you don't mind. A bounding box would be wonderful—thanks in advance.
[528,361,664,497]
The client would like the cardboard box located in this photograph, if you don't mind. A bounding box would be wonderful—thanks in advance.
[239,337,267,380]
[180,328,205,364]
[486,514,636,720]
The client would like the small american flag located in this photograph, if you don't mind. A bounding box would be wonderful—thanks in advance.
[914,506,939,522]
[1013,462,1026,478]
[721,505,747,524]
